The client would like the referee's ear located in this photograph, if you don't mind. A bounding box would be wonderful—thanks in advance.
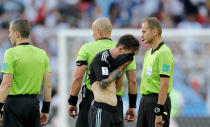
[152,28,158,37]
[15,31,21,38]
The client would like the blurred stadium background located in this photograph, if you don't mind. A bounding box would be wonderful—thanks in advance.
[0,0,210,127]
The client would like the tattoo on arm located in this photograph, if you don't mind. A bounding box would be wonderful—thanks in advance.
[99,68,124,88]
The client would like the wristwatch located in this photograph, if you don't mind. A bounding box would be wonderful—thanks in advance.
[154,107,160,114]
[154,106,163,116]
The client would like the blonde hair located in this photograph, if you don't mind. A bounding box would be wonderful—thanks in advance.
[143,17,162,36]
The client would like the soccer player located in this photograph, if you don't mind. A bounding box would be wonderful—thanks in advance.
[68,18,138,127]
[136,17,174,127]
[88,34,140,127]
[0,18,52,127]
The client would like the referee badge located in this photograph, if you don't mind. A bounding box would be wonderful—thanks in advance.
[146,66,152,77]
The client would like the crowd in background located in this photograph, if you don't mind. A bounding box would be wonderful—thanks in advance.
[0,0,210,126]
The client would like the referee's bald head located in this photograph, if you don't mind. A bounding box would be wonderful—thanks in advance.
[92,18,112,36]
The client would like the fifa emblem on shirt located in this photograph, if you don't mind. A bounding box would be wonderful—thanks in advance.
[102,67,109,75]
[162,64,170,73]
[2,62,8,71]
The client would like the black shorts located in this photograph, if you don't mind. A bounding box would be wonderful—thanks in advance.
[76,86,124,127]
[137,94,171,127]
[88,102,124,127]
[75,87,94,127]
[2,95,40,127]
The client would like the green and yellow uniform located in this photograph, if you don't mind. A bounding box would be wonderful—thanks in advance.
[1,43,50,95]
[140,42,174,95]
[137,42,174,127]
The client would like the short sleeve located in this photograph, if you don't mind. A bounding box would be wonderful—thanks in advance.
[45,52,51,72]
[1,50,15,74]
[94,61,109,81]
[76,44,88,66]
[159,51,173,76]
[125,57,136,71]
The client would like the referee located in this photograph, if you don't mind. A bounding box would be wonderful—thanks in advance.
[136,17,174,127]
[68,18,137,127]
[0,19,52,127]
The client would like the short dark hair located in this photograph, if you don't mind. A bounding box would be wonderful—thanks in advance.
[117,34,140,52]
[143,17,162,36]
[11,18,30,38]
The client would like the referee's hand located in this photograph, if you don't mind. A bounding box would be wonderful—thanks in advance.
[68,105,77,118]
[0,111,3,124]
[125,108,136,122]
[40,113,49,125]
[155,115,164,127]
[0,117,2,125]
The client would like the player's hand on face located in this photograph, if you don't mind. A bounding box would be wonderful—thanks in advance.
[40,113,49,125]
[68,105,77,118]
[155,115,164,127]
[125,108,136,122]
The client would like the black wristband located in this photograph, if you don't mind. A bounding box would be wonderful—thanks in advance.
[154,104,164,116]
[0,102,3,110]
[128,94,137,108]
[41,101,50,113]
[0,102,3,117]
[68,95,78,106]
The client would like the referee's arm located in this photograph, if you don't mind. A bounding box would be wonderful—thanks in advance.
[155,77,169,127]
[126,70,137,94]
[125,70,137,122]
[40,72,52,125]
[158,77,169,105]
[43,72,52,102]
[68,65,87,118]
[0,74,13,103]
[70,65,87,96]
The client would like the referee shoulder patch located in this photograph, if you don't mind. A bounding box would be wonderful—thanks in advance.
[2,62,8,71]
[162,64,170,73]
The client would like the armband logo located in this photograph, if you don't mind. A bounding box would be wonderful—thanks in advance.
[162,64,170,73]
[2,62,8,71]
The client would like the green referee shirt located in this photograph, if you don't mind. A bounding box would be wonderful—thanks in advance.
[76,38,136,96]
[1,43,50,95]
[140,42,174,95]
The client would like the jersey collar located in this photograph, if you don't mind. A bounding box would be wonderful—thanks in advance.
[99,38,112,41]
[151,41,164,54]
[18,42,31,46]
